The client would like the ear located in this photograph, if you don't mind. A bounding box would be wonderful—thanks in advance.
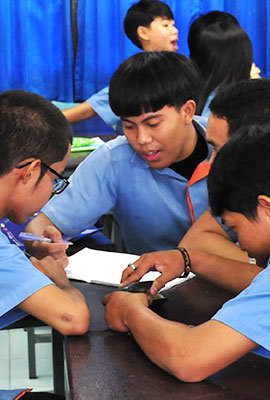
[258,195,270,214]
[137,25,150,42]
[180,100,196,125]
[15,159,42,185]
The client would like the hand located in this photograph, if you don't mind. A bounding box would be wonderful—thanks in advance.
[30,255,70,287]
[27,225,69,267]
[102,291,150,332]
[120,250,184,295]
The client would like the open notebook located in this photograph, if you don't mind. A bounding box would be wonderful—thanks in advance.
[65,248,195,292]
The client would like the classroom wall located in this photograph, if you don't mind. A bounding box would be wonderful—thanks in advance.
[0,0,269,102]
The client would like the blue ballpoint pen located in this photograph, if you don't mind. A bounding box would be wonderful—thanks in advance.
[18,232,73,245]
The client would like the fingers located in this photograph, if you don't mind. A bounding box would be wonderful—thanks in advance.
[150,272,175,295]
[120,250,185,294]
[43,225,64,243]
[120,254,156,286]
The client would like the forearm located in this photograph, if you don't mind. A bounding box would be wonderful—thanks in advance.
[124,303,253,382]
[125,304,192,379]
[180,232,249,262]
[62,102,97,123]
[26,212,57,236]
[19,284,90,336]
[48,271,87,305]
[180,210,249,263]
[188,250,263,293]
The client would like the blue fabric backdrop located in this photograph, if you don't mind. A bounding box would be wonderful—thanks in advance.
[0,0,74,100]
[0,0,269,102]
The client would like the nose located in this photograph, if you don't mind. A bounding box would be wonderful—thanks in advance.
[171,25,178,35]
[137,127,152,145]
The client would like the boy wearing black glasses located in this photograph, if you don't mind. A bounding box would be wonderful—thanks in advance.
[0,90,90,334]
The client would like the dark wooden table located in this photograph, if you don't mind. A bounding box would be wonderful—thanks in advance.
[64,277,270,400]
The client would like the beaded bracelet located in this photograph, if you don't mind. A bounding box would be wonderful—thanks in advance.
[175,246,191,278]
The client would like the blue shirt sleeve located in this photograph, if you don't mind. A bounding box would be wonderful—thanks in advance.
[42,141,118,238]
[0,232,53,328]
[87,86,120,126]
[212,265,270,358]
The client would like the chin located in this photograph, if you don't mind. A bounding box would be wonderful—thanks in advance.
[8,214,28,226]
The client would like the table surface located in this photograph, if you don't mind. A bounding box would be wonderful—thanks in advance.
[64,277,270,400]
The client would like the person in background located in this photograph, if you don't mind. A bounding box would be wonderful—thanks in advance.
[62,0,178,134]
[119,78,270,295]
[103,123,270,382]
[0,90,90,399]
[26,51,211,259]
[188,10,259,117]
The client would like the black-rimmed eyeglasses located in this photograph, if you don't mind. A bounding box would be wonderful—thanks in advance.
[16,160,70,195]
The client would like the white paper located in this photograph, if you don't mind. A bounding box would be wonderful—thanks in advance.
[65,248,195,291]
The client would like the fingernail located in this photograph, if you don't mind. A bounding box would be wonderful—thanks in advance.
[150,286,158,295]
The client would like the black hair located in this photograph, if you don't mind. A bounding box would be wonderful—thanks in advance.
[209,78,270,137]
[109,51,202,117]
[124,0,174,49]
[188,11,253,115]
[0,90,73,177]
[208,123,270,219]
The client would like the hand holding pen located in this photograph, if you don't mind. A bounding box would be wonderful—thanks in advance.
[21,225,70,266]
[18,232,73,245]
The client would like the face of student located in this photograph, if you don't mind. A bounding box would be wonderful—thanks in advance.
[122,104,196,169]
[9,145,71,224]
[222,202,270,264]
[206,113,229,164]
[144,17,178,51]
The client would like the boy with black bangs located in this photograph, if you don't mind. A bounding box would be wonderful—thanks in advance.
[63,0,178,132]
[27,51,211,259]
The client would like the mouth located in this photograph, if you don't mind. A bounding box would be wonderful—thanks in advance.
[171,40,178,51]
[142,150,161,162]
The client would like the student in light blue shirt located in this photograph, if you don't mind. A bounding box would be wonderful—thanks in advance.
[62,0,178,133]
[0,90,90,400]
[27,51,212,257]
[103,123,270,382]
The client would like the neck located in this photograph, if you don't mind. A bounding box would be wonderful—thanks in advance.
[0,173,18,220]
[177,123,198,162]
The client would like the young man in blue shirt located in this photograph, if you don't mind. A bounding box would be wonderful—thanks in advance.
[120,78,270,294]
[62,0,178,133]
[0,90,90,399]
[26,51,211,259]
[103,123,270,382]
[0,90,90,332]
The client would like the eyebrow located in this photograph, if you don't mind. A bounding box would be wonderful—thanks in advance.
[122,114,163,124]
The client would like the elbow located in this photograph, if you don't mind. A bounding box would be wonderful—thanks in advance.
[59,309,91,336]
[174,365,208,383]
[168,356,210,383]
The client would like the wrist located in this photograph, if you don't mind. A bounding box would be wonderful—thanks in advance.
[124,293,149,328]
[175,247,192,278]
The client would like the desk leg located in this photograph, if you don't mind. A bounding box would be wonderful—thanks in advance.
[52,329,64,396]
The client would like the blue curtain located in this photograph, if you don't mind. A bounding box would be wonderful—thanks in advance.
[74,0,140,101]
[0,0,269,102]
[0,0,74,100]
[75,0,270,102]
